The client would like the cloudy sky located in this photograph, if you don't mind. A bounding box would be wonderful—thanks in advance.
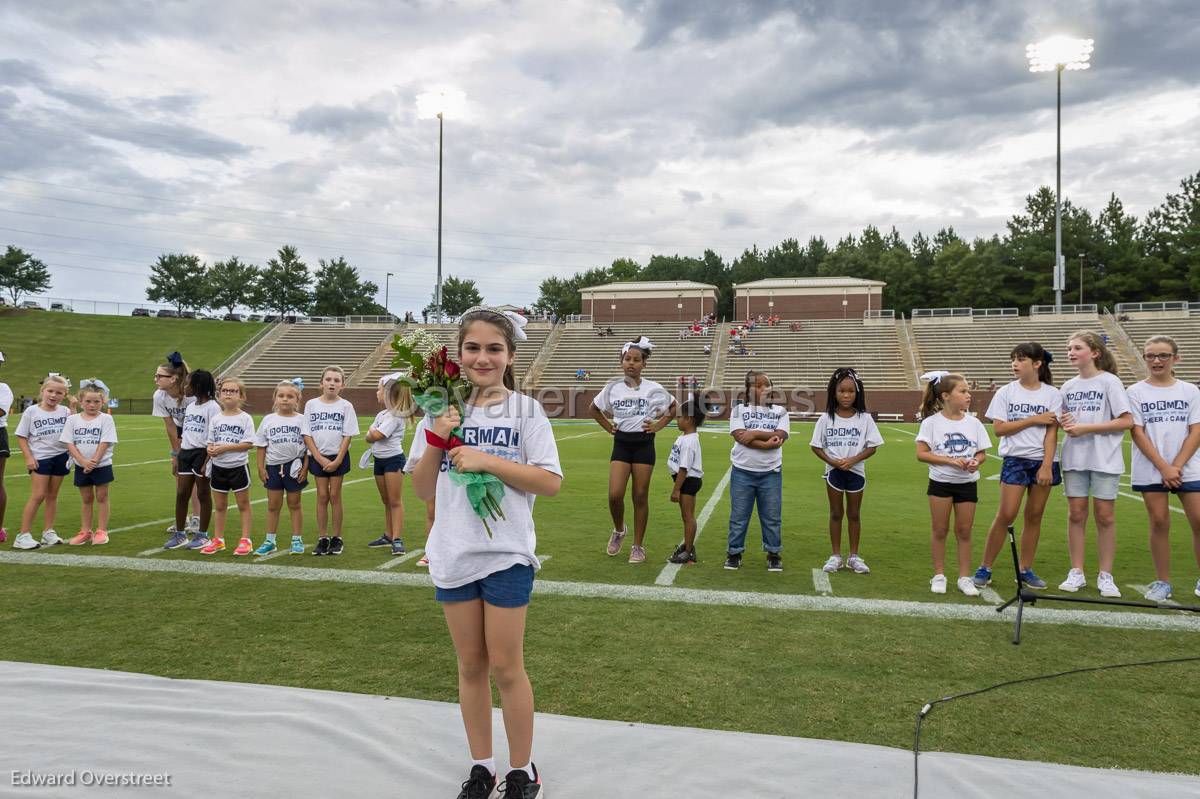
[1,0,1197,314]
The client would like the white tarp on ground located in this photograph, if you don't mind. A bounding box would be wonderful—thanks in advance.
[2,661,1195,798]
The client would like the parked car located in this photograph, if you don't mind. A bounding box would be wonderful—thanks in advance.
[20,300,42,310]
[247,314,263,322]
[200,313,220,321]
[49,302,73,312]
[180,310,197,319]
[131,308,151,317]
[222,313,244,322]
[156,309,179,318]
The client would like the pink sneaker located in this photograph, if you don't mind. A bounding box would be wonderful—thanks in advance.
[68,530,93,546]
[90,530,109,546]
[628,545,646,564]
[0,528,7,544]
[233,537,253,556]
[200,537,225,554]
[417,555,429,568]
[606,529,627,556]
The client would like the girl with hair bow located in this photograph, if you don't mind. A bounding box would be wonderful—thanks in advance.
[153,351,201,537]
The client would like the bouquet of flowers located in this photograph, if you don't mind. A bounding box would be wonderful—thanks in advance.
[391,329,505,536]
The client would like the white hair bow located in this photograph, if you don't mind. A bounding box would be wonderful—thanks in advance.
[79,378,110,395]
[378,371,407,386]
[502,310,528,341]
[920,370,951,385]
[622,336,654,355]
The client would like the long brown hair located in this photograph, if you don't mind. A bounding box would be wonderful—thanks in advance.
[458,308,518,390]
[919,373,966,419]
[160,354,190,405]
[1069,330,1117,374]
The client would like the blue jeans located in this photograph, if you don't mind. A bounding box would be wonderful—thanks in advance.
[726,466,783,554]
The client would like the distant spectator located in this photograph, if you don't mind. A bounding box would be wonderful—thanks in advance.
[576,368,590,382]
[987,378,997,391]
[421,309,428,324]
[969,379,979,391]
[605,326,614,337]
[690,376,700,390]
[789,321,803,332]
[703,343,711,355]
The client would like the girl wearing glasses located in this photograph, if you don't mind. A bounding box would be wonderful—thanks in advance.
[153,352,200,537]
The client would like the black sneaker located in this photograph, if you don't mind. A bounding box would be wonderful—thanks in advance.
[767,552,783,572]
[312,537,330,556]
[456,765,497,799]
[668,541,687,561]
[366,534,391,548]
[498,764,541,798]
[329,536,344,555]
[667,547,696,565]
[723,552,742,570]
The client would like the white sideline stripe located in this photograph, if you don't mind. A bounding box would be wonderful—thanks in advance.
[9,458,172,480]
[811,568,833,595]
[538,553,551,564]
[109,476,379,538]
[376,548,424,570]
[3,551,1198,634]
[884,426,916,437]
[1128,584,1181,607]
[979,587,1003,605]
[1119,490,1186,515]
[655,466,733,586]
[556,431,600,442]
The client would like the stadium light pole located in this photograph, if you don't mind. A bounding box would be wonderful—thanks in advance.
[1027,36,1093,313]
[385,272,394,319]
[416,90,466,322]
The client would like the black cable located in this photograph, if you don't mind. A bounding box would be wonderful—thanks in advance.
[913,655,1200,799]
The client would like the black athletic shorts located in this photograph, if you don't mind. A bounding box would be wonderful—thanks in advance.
[0,427,9,458]
[177,447,208,477]
[669,472,703,496]
[611,430,656,465]
[211,464,251,494]
[927,479,978,504]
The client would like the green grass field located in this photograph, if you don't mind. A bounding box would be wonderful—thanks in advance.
[1,415,1197,775]
[0,310,265,399]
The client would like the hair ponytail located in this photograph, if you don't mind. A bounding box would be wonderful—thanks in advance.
[919,372,965,418]
[1010,342,1054,385]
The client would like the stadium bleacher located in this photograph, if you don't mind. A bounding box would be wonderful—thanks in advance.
[1119,316,1200,383]
[232,322,398,388]
[355,323,552,387]
[535,322,714,390]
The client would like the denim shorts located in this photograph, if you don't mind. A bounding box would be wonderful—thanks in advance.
[1000,457,1062,487]
[825,468,866,493]
[33,451,70,477]
[373,453,407,476]
[1062,470,1121,500]
[1133,481,1200,494]
[435,563,535,608]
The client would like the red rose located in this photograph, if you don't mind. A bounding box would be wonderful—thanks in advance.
[445,359,460,379]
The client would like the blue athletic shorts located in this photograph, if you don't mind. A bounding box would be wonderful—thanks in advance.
[73,464,114,487]
[264,460,307,492]
[1133,481,1200,494]
[1000,456,1062,487]
[435,563,535,608]
[825,468,865,493]
[310,450,351,479]
[33,451,70,477]
[373,453,407,476]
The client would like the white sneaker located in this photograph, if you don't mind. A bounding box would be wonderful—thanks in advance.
[957,576,980,597]
[165,523,178,533]
[822,555,844,573]
[12,532,39,550]
[187,515,201,534]
[40,530,63,546]
[1097,571,1121,598]
[1058,569,1086,592]
[1194,578,1200,599]
[846,554,870,574]
[930,574,947,594]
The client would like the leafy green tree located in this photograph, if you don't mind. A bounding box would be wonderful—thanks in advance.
[0,245,52,305]
[146,253,207,314]
[206,256,259,316]
[311,256,383,316]
[425,275,482,318]
[1142,172,1200,300]
[255,245,312,317]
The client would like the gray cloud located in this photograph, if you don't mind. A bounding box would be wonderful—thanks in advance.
[290,102,393,139]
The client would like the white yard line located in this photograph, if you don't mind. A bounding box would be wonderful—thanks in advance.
[4,551,1197,634]
[655,466,733,586]
[884,426,916,437]
[1119,490,1186,515]
[375,548,424,570]
[257,544,306,561]
[1128,584,1181,607]
[9,458,172,480]
[811,568,833,595]
[555,431,601,442]
[537,553,552,564]
[979,587,1004,605]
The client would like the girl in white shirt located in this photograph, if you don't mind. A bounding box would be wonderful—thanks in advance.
[1127,335,1200,602]
[975,343,1061,591]
[916,371,991,597]
[411,307,560,797]
[255,379,309,556]
[11,374,72,550]
[302,365,359,556]
[200,377,256,556]
[153,352,199,536]
[589,336,676,563]
[1058,331,1133,598]
[166,370,220,551]
[61,380,119,546]
[0,350,12,544]
[365,372,413,556]
[810,368,883,575]
[666,400,705,565]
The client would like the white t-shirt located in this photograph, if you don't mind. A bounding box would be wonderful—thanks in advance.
[0,382,13,428]
[592,378,673,433]
[60,413,118,467]
[15,405,70,460]
[152,389,194,430]
[408,392,562,590]
[402,417,426,474]
[667,432,703,479]
[1127,380,1200,485]
[302,397,360,455]
[180,399,221,451]
[255,413,307,465]
[207,411,256,468]
[729,403,790,472]
[985,381,1063,461]
[1060,372,1131,474]
[369,410,407,459]
[809,411,884,477]
[916,412,992,484]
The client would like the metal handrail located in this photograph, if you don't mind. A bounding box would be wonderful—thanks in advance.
[1030,304,1097,315]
